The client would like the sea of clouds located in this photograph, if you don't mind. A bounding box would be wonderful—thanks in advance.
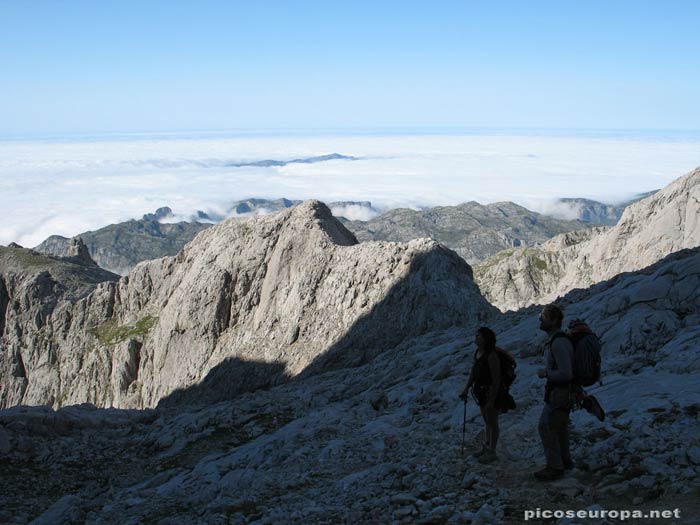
[1,131,699,247]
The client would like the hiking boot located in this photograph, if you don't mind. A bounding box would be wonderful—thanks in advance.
[534,467,564,481]
[472,444,489,458]
[478,449,499,464]
[583,395,605,422]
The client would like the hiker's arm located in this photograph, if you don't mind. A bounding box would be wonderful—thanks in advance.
[487,351,501,408]
[459,352,474,399]
[468,356,480,385]
[547,338,574,383]
[460,367,475,398]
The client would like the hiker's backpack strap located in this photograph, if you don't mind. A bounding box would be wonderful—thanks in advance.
[549,332,572,346]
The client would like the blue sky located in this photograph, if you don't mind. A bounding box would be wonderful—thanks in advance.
[2,1,699,134]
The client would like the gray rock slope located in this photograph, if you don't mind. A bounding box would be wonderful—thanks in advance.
[475,167,700,311]
[1,200,495,410]
[341,201,587,265]
[2,244,699,523]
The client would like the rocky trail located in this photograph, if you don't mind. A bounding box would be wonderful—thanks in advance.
[2,293,699,523]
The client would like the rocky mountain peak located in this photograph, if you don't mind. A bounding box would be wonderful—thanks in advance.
[67,237,96,265]
[286,199,359,246]
[1,199,494,410]
[614,167,700,240]
[142,207,174,222]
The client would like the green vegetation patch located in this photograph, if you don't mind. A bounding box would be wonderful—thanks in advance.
[92,315,157,345]
[2,247,55,269]
[532,257,548,271]
[492,247,515,261]
[473,247,517,274]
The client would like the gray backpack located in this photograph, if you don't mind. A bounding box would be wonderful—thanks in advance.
[552,324,602,387]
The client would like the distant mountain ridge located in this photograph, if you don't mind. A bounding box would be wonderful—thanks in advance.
[34,209,212,276]
[225,152,357,167]
[555,190,658,225]
[31,190,652,275]
[340,201,587,265]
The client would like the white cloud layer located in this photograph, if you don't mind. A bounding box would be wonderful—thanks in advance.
[533,199,591,221]
[328,204,380,222]
[1,132,699,247]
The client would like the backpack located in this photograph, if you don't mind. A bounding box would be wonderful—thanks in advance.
[495,346,517,388]
[470,346,518,412]
[552,321,602,387]
[495,347,517,413]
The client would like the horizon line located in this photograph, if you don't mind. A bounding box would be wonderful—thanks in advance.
[3,126,700,144]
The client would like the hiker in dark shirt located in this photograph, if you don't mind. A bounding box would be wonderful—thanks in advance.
[459,327,502,464]
[534,304,574,481]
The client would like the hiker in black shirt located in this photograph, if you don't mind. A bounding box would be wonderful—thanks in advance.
[460,327,502,464]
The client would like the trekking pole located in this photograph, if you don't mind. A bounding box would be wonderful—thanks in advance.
[460,396,467,457]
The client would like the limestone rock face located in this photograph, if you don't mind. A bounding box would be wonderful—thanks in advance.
[475,167,700,311]
[1,200,495,409]
[0,246,120,408]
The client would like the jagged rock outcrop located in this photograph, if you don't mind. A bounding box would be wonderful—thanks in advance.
[0,246,120,407]
[475,167,700,311]
[2,200,495,410]
[67,237,97,266]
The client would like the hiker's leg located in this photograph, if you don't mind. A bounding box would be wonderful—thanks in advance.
[558,411,572,465]
[480,405,491,447]
[548,408,569,469]
[485,408,499,450]
[538,403,564,470]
